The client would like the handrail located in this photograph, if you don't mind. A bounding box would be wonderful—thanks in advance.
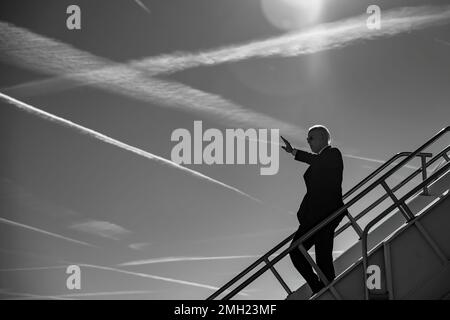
[206,132,442,299]
[361,160,450,299]
[207,151,431,300]
[208,151,429,300]
[351,145,450,224]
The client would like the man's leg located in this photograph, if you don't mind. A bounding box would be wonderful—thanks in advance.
[314,224,338,284]
[289,225,324,293]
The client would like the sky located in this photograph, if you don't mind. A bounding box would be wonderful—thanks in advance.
[0,0,449,300]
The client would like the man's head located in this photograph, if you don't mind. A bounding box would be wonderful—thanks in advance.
[307,125,331,154]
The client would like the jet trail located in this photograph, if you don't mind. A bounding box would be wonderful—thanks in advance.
[0,264,249,296]
[56,290,157,298]
[0,93,260,202]
[133,0,151,14]
[2,5,443,164]
[118,252,344,267]
[0,217,96,248]
[3,6,449,147]
[2,290,72,300]
[343,153,420,170]
[133,5,450,75]
[7,5,450,90]
[0,22,306,142]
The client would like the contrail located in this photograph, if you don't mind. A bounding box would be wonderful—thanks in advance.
[0,287,157,299]
[0,265,70,272]
[0,218,98,248]
[0,264,249,296]
[57,290,158,298]
[2,290,72,300]
[1,8,436,164]
[2,6,449,150]
[0,93,260,202]
[0,21,307,143]
[7,5,450,89]
[343,153,420,170]
[129,5,450,75]
[119,255,262,266]
[5,290,155,300]
[133,0,151,14]
[0,217,96,248]
[118,252,344,267]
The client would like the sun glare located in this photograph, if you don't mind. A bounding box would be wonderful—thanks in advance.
[261,0,324,30]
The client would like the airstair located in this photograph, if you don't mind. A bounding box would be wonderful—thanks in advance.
[207,126,450,300]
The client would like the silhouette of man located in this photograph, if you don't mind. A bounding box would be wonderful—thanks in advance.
[281,125,346,296]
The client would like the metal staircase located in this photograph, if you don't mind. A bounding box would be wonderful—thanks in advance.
[207,126,450,300]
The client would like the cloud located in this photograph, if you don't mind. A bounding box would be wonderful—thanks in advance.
[0,217,96,247]
[69,220,131,240]
[0,93,261,203]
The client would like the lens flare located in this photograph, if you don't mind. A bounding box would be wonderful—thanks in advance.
[261,0,323,30]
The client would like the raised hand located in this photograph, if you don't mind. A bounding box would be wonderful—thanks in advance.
[281,135,293,153]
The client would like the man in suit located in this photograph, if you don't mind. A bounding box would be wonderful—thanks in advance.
[281,125,346,296]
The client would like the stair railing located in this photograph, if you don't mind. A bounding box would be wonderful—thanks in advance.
[207,126,449,300]
[361,131,450,300]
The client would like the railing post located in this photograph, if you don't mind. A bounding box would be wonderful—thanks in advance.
[380,181,415,221]
[443,152,450,162]
[419,154,430,196]
[298,245,342,300]
[263,257,292,295]
[346,212,363,239]
[297,245,330,287]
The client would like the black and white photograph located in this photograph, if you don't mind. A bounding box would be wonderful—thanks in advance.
[0,0,450,308]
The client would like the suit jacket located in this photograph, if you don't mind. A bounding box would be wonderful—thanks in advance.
[295,145,347,228]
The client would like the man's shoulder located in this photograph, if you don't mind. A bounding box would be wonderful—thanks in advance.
[323,146,341,155]
[322,146,343,161]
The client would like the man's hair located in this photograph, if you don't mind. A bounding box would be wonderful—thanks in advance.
[308,125,331,144]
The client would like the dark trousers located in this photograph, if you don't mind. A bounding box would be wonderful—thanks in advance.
[289,220,339,293]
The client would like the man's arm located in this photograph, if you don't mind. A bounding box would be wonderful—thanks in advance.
[293,148,317,165]
[280,136,317,164]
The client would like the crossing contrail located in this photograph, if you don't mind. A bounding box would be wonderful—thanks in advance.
[130,5,450,75]
[3,5,449,146]
[2,5,444,163]
[6,4,450,91]
[0,92,261,202]
[0,217,96,248]
[0,21,307,142]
